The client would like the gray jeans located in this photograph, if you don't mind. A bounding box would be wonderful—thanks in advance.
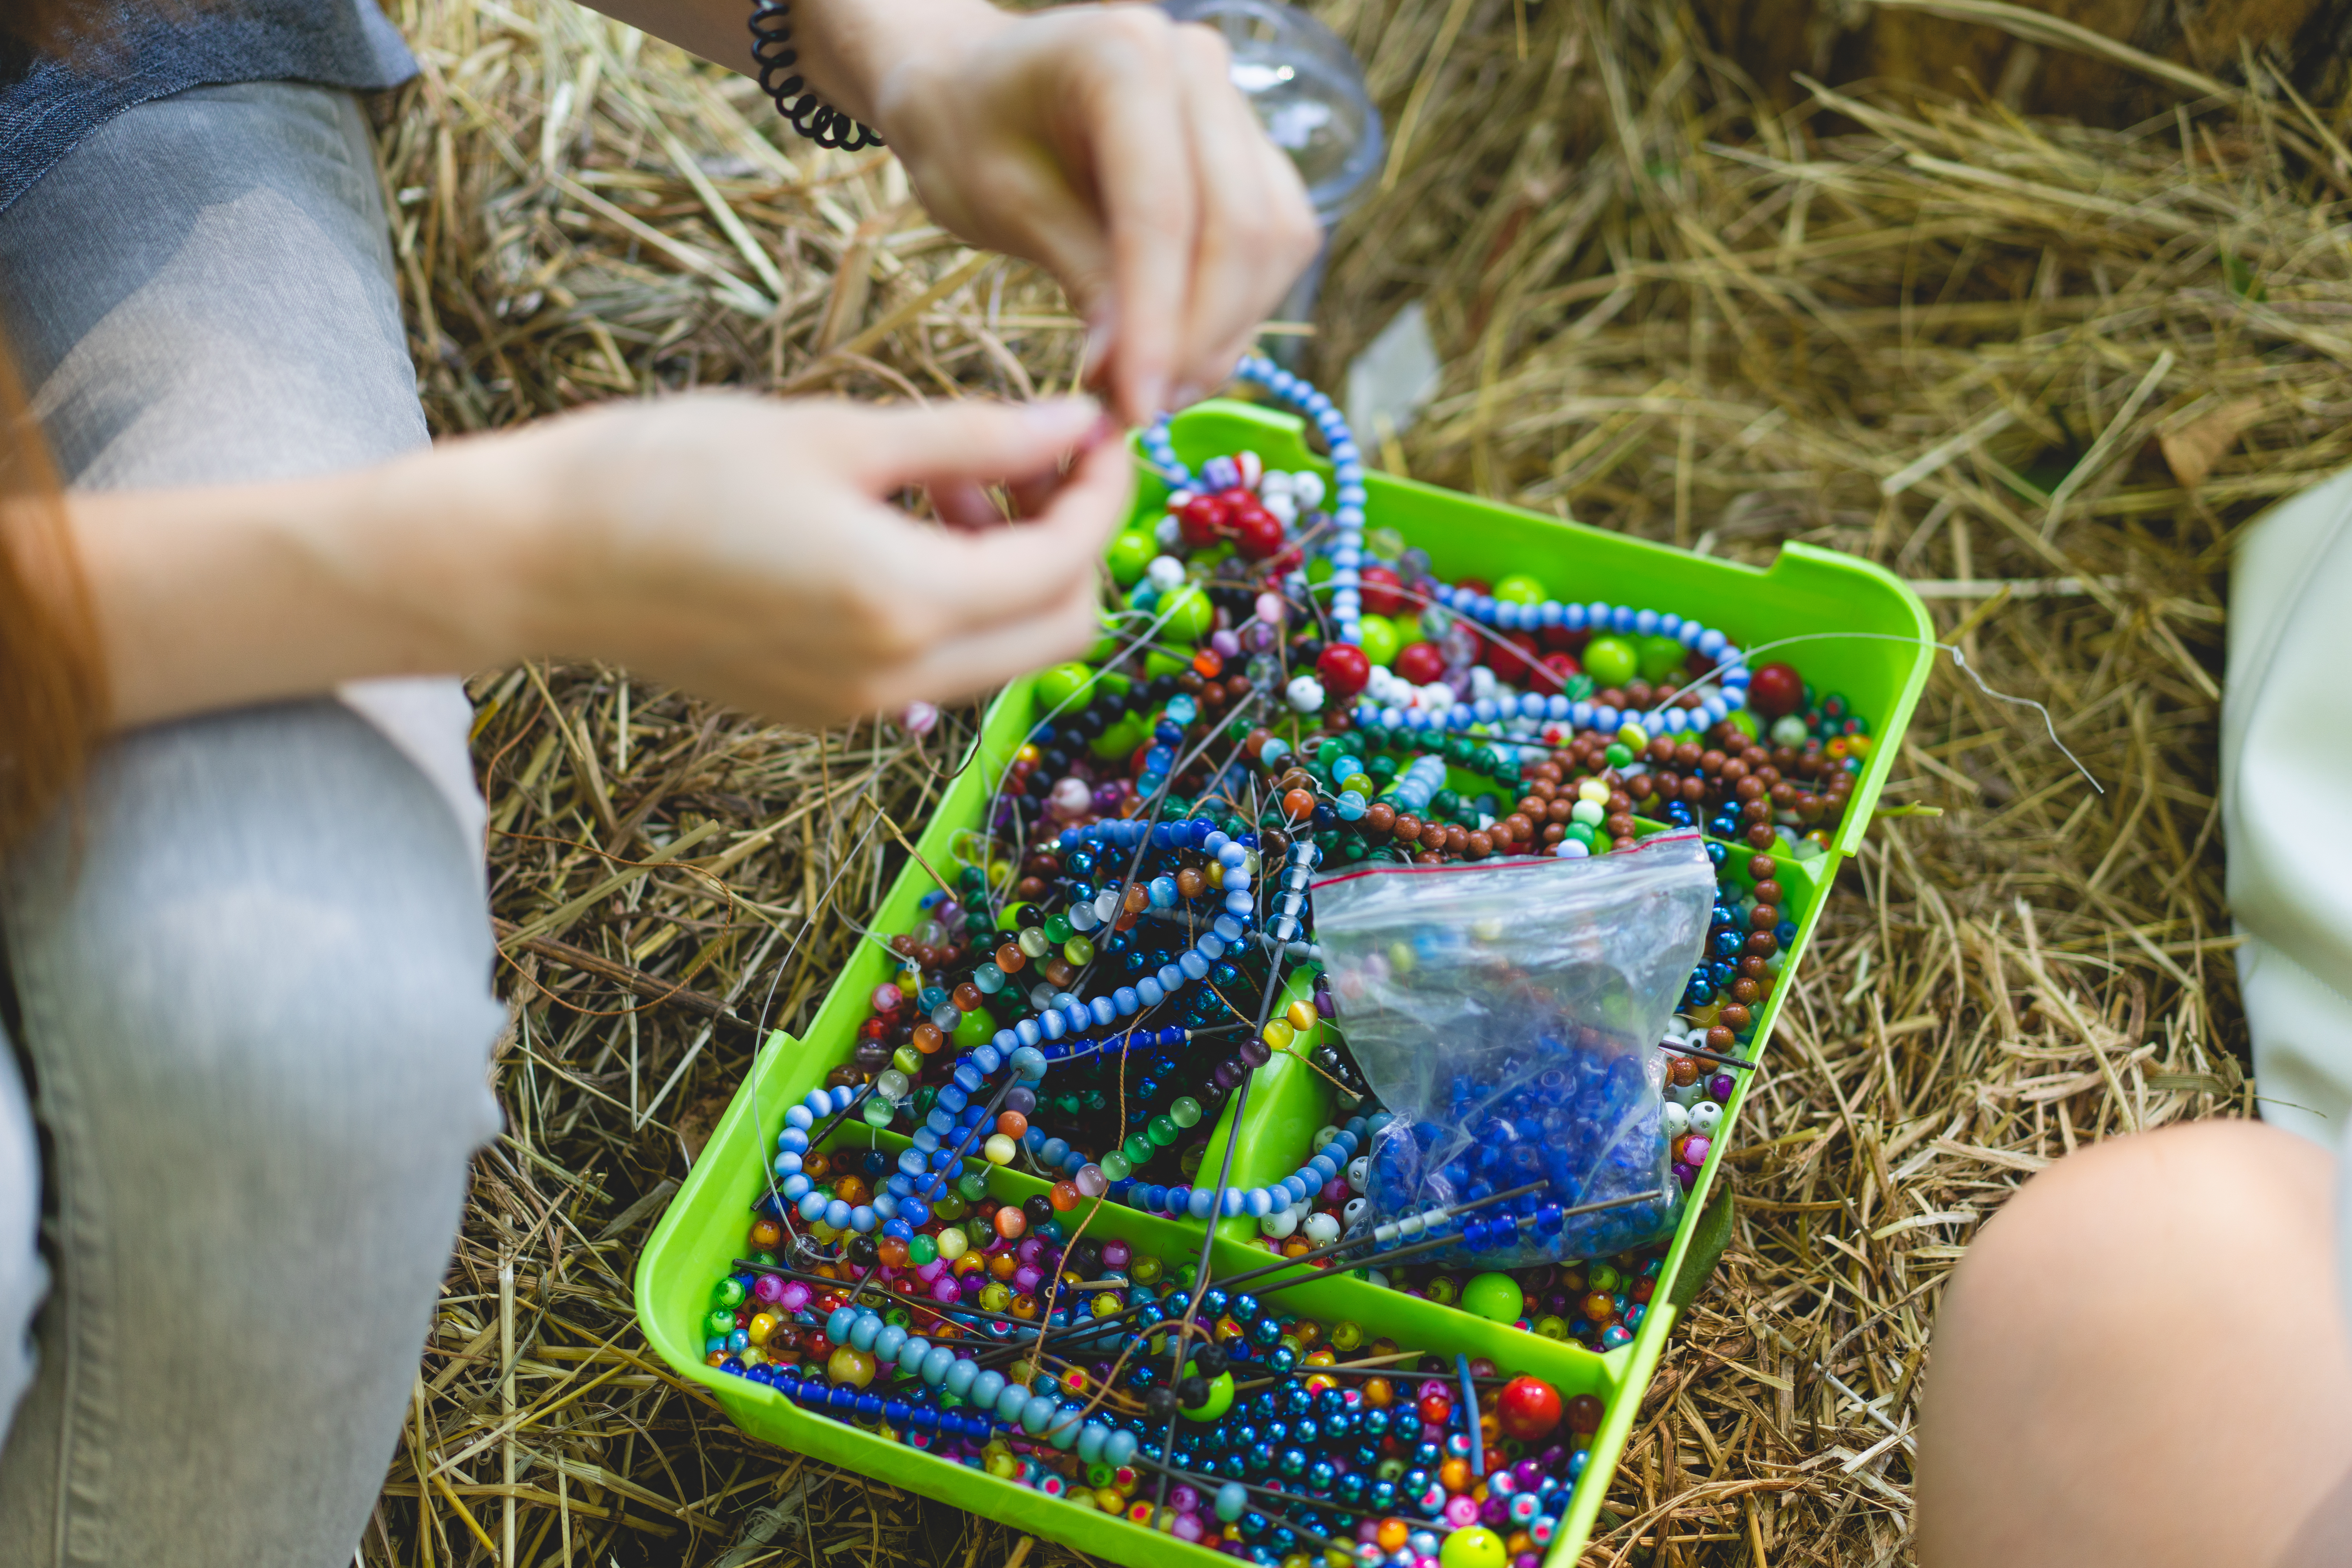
[0,82,504,1566]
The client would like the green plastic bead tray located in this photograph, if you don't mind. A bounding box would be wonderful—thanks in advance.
[636,398,1935,1566]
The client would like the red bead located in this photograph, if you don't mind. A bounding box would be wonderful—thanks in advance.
[1395,641,1446,685]
[1496,1376,1563,1441]
[1178,494,1227,548]
[1232,507,1285,560]
[1748,662,1804,718]
[1316,643,1371,698]
[1534,651,1580,690]
[1483,630,1538,682]
[1359,564,1407,616]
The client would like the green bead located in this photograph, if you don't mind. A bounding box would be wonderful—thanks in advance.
[1459,1271,1525,1323]
[1042,914,1073,944]
[953,1007,994,1048]
[861,1096,895,1128]
[908,1234,938,1266]
[1357,614,1401,666]
[1430,789,1459,817]
[705,1308,736,1336]
[892,1044,922,1075]
[1147,1115,1180,1147]
[1124,1133,1156,1165]
[1033,662,1094,712]
[1106,530,1156,586]
[1169,1096,1203,1128]
[1637,634,1688,684]
[712,1278,746,1308]
[956,1169,991,1201]
[1368,755,1399,782]
[1101,1150,1132,1181]
[1160,586,1214,642]
[1179,1368,1237,1423]
[1063,935,1095,966]
[1583,634,1638,689]
[1492,572,1548,606]
[1604,743,1633,768]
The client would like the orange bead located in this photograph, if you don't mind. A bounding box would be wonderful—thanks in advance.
[1438,1458,1472,1495]
[952,983,982,1012]
[1376,1518,1410,1552]
[1361,1377,1394,1408]
[1281,788,1315,820]
[990,1250,1021,1279]
[1192,649,1224,679]
[995,942,1026,974]
[1049,1180,1081,1212]
[912,1022,945,1054]
[804,1152,831,1180]
[876,1236,910,1267]
[748,1218,783,1250]
[1583,1291,1615,1321]
[1011,1294,1039,1320]
[1175,868,1205,900]
[995,1206,1027,1240]
[1123,883,1150,914]
[996,1110,1029,1139]
[834,1175,869,1205]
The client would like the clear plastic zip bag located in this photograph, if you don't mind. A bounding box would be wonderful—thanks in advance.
[1313,832,1717,1264]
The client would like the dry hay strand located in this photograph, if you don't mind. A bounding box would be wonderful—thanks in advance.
[359,0,2345,1562]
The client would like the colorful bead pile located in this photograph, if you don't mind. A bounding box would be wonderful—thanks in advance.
[1385,1258,1663,1356]
[706,1153,1608,1567]
[699,362,1883,1562]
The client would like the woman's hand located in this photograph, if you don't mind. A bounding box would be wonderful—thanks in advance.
[69,393,1128,730]
[516,392,1128,724]
[794,0,1324,426]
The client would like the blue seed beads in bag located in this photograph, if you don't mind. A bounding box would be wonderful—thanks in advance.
[1312,833,1717,1264]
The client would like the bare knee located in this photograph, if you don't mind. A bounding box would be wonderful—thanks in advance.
[1918,1120,2350,1568]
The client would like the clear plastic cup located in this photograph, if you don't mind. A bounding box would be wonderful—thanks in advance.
[1158,0,1383,229]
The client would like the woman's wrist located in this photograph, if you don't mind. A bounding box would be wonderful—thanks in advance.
[791,0,1011,133]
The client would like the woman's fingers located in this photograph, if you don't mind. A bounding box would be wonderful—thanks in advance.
[1071,8,1200,424]
[858,570,1107,713]
[842,394,1103,488]
[1164,25,1320,407]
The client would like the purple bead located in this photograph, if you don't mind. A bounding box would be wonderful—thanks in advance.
[1539,1445,1567,1468]
[1013,1265,1044,1293]
[1212,1061,1243,1090]
[931,1274,962,1304]
[1709,1073,1735,1101]
[1673,1161,1698,1189]
[1102,1240,1131,1269]
[1004,1087,1037,1115]
[1093,782,1123,813]
[1513,1459,1543,1489]
[1016,1238,1045,1267]
[1480,1496,1510,1528]
[1170,1485,1199,1513]
[1238,1039,1272,1069]
[752,1274,786,1304]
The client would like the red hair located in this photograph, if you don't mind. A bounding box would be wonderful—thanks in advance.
[0,335,107,846]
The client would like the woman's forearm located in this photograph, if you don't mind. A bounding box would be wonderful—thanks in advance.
[576,0,1007,128]
[68,440,539,729]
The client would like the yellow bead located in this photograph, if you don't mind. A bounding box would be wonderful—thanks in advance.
[935,1226,969,1261]
[1261,1019,1295,1050]
[985,1448,1020,1480]
[1577,777,1610,804]
[746,1312,779,1346]
[980,1281,1012,1313]
[1094,1486,1125,1514]
[1285,997,1318,1031]
[1617,721,1648,751]
[983,1133,1017,1165]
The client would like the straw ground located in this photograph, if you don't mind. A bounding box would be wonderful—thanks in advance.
[366,0,2328,1561]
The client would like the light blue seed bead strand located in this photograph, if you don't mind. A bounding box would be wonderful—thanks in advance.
[1142,353,1367,648]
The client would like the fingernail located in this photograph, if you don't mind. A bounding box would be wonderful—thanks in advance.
[1082,318,1114,379]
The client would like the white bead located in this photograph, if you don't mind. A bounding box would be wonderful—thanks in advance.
[1285,675,1325,713]
[1689,1101,1724,1135]
[1303,1212,1341,1244]
[1661,1101,1690,1137]
[1291,471,1326,509]
[1260,1208,1298,1239]
[1146,554,1187,591]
